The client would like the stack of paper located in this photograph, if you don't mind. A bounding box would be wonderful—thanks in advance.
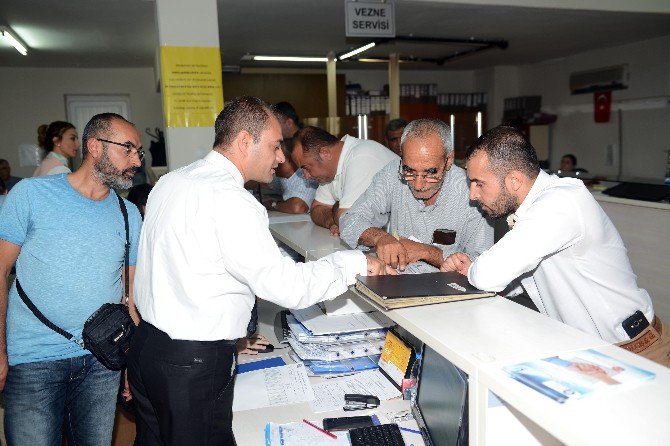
[287,306,395,376]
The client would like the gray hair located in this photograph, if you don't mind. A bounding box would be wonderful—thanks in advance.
[400,119,453,158]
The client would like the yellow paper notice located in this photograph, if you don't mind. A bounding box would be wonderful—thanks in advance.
[160,46,224,128]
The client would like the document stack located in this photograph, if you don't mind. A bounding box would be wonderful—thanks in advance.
[286,305,394,376]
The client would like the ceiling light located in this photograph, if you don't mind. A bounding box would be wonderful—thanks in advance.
[252,55,328,63]
[1,26,28,56]
[339,42,375,60]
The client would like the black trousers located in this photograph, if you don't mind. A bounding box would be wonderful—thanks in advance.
[127,322,238,446]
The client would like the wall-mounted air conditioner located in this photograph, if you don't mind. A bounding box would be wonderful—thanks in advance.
[569,64,629,95]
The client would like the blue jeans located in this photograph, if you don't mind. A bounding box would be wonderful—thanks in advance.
[4,354,120,446]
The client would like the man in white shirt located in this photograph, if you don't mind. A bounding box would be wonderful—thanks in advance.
[128,97,392,445]
[441,126,669,367]
[292,126,398,236]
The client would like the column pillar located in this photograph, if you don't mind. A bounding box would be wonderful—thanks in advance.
[388,53,400,119]
[326,51,338,135]
[155,0,222,170]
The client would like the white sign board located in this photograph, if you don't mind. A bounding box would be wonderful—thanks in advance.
[345,1,395,38]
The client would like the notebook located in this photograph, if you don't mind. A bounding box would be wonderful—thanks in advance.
[355,271,495,310]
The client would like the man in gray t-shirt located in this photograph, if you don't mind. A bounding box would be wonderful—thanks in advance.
[340,119,493,270]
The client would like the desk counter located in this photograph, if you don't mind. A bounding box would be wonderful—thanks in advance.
[254,220,670,445]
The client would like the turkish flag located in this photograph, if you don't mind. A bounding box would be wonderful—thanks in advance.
[594,91,611,123]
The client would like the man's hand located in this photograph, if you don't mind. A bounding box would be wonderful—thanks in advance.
[365,254,398,276]
[329,224,340,236]
[440,252,472,276]
[236,334,271,355]
[397,238,428,264]
[0,352,7,392]
[375,234,408,270]
[121,368,132,401]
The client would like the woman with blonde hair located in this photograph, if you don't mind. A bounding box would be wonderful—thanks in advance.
[33,121,80,176]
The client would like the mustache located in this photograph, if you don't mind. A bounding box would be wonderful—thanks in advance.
[123,167,138,176]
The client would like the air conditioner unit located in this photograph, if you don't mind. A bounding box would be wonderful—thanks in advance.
[569,65,629,95]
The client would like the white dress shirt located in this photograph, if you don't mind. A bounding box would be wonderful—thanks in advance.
[314,135,398,208]
[134,150,367,341]
[468,170,653,343]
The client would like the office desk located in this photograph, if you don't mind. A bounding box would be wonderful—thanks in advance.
[270,221,348,258]
[267,210,312,225]
[479,343,670,445]
[233,299,422,446]
[260,220,670,445]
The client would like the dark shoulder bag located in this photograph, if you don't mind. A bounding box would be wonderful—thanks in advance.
[16,193,135,371]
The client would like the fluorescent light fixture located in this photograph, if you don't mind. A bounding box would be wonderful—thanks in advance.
[339,42,375,60]
[252,55,328,63]
[1,26,28,56]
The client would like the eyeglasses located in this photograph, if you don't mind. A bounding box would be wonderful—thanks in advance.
[97,138,145,161]
[398,160,448,183]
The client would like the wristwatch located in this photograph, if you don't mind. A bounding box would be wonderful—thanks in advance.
[271,201,278,209]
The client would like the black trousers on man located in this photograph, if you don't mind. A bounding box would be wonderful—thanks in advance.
[127,321,238,445]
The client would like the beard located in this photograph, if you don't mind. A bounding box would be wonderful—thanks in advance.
[479,188,518,219]
[93,148,136,190]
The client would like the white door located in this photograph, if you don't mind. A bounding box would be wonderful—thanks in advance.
[65,95,131,168]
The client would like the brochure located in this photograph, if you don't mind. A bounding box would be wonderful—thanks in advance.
[502,348,655,403]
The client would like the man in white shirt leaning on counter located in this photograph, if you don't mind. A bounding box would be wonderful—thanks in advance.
[292,126,398,236]
[441,125,669,367]
[128,96,394,445]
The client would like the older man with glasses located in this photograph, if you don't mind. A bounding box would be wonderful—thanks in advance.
[340,118,493,271]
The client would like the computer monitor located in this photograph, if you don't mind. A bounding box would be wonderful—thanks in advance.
[411,344,468,446]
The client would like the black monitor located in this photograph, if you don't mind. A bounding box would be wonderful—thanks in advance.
[411,344,468,446]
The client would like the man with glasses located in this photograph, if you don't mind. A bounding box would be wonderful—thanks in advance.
[340,118,493,270]
[0,113,143,445]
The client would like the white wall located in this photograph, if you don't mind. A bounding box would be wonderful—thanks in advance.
[0,67,163,179]
[516,35,670,179]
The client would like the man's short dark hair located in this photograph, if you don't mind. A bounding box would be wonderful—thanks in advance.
[466,126,540,181]
[384,118,407,138]
[562,154,577,166]
[81,113,133,157]
[214,96,274,149]
[294,126,339,157]
[274,101,301,126]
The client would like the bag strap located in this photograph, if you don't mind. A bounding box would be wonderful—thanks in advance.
[115,193,130,305]
[15,279,77,342]
[15,191,131,344]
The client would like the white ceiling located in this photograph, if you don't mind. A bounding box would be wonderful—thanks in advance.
[1,1,669,70]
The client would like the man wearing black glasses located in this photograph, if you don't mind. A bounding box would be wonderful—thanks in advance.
[0,113,143,445]
[340,118,493,271]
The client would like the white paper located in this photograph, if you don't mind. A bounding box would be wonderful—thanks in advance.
[400,261,439,274]
[323,292,375,315]
[288,337,385,361]
[233,363,314,412]
[309,369,402,413]
[266,421,351,446]
[292,305,393,336]
[287,314,388,345]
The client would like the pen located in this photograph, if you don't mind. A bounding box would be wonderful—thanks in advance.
[399,426,422,435]
[302,419,338,440]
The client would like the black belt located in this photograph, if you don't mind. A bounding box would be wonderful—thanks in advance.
[141,321,238,346]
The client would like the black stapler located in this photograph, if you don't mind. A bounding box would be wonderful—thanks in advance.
[344,394,380,411]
